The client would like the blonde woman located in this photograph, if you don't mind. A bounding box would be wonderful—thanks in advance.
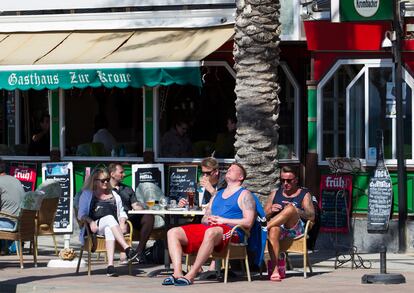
[78,167,138,276]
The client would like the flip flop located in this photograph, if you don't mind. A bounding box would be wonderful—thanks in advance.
[270,273,282,282]
[174,277,192,286]
[162,275,176,286]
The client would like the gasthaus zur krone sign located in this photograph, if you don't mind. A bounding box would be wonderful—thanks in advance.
[367,131,393,233]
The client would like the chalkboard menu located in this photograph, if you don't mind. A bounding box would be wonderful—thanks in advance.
[9,164,37,192]
[132,164,164,193]
[367,131,392,233]
[167,165,198,201]
[319,174,353,233]
[42,162,73,233]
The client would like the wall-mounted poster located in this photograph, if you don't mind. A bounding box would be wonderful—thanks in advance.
[9,163,37,192]
[319,174,353,233]
[42,162,73,233]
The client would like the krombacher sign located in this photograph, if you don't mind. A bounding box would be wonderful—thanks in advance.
[340,0,393,21]
[0,66,202,90]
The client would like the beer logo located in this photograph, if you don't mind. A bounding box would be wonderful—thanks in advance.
[354,0,380,17]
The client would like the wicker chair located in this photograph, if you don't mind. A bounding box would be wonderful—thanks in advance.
[0,191,44,268]
[34,180,62,256]
[279,220,314,278]
[186,225,251,283]
[75,210,134,276]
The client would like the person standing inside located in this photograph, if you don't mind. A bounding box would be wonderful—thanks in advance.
[160,120,192,157]
[108,163,155,264]
[163,163,256,286]
[264,166,315,281]
[28,113,50,156]
[0,159,25,254]
[92,114,116,155]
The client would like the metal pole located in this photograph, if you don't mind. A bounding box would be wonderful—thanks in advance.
[394,0,407,252]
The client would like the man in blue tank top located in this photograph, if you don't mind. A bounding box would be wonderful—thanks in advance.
[162,163,256,286]
[264,166,315,282]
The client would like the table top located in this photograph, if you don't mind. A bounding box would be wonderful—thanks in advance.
[128,208,205,216]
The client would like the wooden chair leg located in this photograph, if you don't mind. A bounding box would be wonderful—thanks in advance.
[18,240,24,269]
[87,240,92,276]
[245,254,251,282]
[224,249,230,284]
[52,234,58,256]
[33,236,38,268]
[76,248,84,274]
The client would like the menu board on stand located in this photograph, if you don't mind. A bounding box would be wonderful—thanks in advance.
[319,174,353,233]
[167,165,198,202]
[42,162,73,233]
[131,163,165,193]
[367,131,393,234]
[9,163,37,192]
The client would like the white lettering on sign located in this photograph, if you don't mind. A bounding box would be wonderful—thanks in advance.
[69,71,90,84]
[139,173,152,180]
[354,0,379,17]
[325,176,351,189]
[14,170,31,180]
[97,71,132,84]
[8,73,59,87]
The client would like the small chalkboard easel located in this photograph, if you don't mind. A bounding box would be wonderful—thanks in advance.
[325,157,371,269]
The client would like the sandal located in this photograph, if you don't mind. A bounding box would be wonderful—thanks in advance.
[162,275,176,286]
[174,277,192,286]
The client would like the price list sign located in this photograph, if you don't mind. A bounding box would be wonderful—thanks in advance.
[319,174,353,233]
[42,162,74,233]
[367,168,393,233]
[167,165,197,201]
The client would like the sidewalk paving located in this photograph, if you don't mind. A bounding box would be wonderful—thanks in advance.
[0,234,413,293]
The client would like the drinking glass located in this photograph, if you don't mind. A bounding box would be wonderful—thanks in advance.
[146,195,156,210]
[159,196,168,210]
[186,189,195,210]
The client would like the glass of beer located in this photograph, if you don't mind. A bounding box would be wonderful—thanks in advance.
[146,195,156,210]
[186,189,195,210]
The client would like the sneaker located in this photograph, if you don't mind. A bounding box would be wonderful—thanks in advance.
[106,265,118,277]
[125,247,139,262]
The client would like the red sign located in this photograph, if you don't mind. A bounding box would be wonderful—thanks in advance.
[10,166,37,192]
[319,174,353,233]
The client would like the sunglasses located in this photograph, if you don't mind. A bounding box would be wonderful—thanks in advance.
[95,178,110,184]
[281,178,294,183]
[201,170,215,176]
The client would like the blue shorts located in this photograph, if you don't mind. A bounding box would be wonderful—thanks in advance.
[280,219,305,240]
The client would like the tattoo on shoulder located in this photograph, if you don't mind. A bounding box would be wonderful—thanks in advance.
[242,193,255,211]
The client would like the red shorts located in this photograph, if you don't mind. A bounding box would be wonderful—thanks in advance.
[181,224,240,254]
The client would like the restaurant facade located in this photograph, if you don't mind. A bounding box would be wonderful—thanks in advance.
[3,0,414,252]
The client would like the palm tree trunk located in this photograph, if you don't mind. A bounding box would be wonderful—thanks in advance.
[234,0,281,198]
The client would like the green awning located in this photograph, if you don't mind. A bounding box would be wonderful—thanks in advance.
[0,27,235,90]
[0,65,201,90]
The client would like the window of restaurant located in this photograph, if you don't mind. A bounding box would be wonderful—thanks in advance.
[155,61,300,162]
[0,89,49,158]
[278,62,300,161]
[156,62,236,161]
[318,59,414,165]
[63,87,143,159]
